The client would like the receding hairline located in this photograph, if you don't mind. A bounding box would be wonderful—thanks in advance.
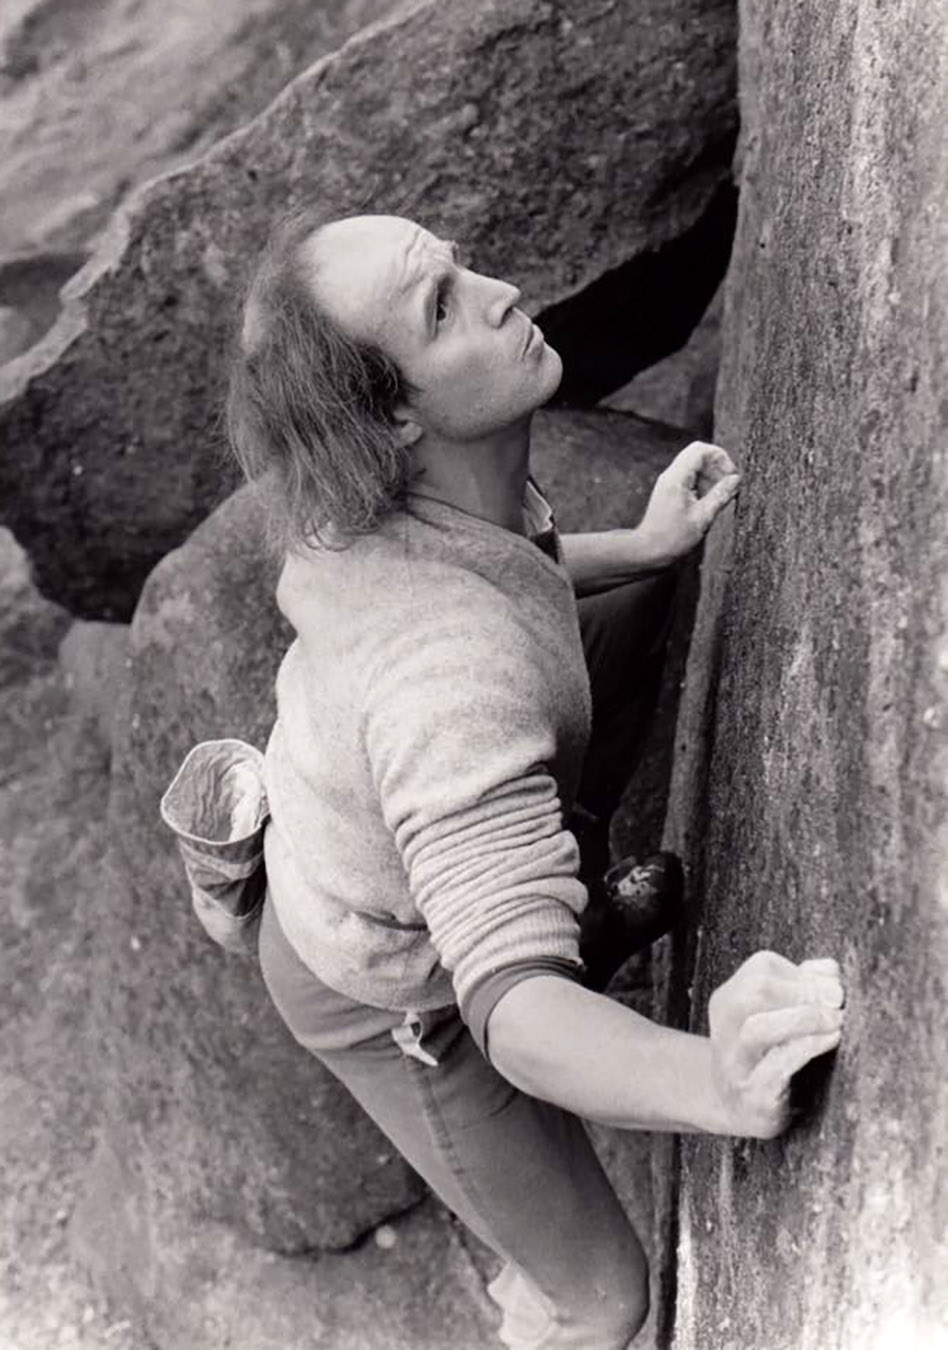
[227,209,418,551]
[239,214,333,354]
[301,215,463,352]
[240,212,431,354]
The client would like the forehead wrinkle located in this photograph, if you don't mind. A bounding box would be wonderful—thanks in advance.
[391,230,425,299]
[394,229,456,299]
[305,219,458,345]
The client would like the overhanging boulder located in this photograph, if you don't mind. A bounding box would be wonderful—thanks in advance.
[663,0,948,1343]
[0,0,410,261]
[0,0,737,620]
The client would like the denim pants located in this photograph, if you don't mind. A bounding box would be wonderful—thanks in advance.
[259,571,676,1349]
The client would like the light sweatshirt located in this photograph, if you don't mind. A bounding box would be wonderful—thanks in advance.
[262,483,591,1036]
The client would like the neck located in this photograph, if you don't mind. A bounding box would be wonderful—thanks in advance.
[409,417,533,534]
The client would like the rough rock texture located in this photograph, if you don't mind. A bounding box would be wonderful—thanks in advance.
[0,0,737,621]
[662,0,948,1345]
[94,405,693,1334]
[0,0,410,262]
[0,526,72,687]
[58,619,131,753]
[0,531,142,1350]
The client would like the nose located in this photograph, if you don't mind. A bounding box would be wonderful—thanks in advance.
[483,276,522,327]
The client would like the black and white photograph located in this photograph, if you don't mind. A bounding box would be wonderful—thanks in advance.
[1,0,945,1346]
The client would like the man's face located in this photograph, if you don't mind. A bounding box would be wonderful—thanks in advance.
[302,215,563,442]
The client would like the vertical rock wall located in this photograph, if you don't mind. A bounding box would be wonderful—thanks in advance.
[664,0,948,1345]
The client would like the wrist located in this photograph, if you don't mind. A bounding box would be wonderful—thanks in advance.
[685,1034,744,1136]
[708,1041,784,1141]
[629,519,679,571]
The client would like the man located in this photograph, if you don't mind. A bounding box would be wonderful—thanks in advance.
[225,212,845,1348]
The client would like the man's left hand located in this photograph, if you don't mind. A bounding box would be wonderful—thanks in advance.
[637,441,740,567]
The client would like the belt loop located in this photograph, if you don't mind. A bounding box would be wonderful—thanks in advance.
[391,1011,440,1067]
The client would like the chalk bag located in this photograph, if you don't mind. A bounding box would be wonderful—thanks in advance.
[160,738,269,956]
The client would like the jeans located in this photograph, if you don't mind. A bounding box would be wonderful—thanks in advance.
[259,571,677,1349]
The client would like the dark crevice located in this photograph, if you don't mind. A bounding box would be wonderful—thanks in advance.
[656,1135,683,1350]
[537,178,738,407]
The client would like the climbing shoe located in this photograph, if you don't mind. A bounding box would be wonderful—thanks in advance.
[580,851,685,991]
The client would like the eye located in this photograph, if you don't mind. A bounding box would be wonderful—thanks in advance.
[434,282,450,325]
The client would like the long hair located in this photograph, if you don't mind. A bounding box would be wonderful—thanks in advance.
[226,206,415,554]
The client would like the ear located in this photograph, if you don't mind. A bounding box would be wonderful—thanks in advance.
[392,403,424,447]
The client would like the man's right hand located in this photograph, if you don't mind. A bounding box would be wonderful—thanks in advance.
[709,950,845,1139]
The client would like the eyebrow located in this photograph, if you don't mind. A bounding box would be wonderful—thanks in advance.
[408,238,462,334]
[396,235,458,293]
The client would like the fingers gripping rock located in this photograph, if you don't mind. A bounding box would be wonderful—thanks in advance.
[709,949,845,1138]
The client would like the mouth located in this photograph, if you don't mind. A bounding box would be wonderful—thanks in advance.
[521,318,544,358]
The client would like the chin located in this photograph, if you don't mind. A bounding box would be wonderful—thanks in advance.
[535,344,564,407]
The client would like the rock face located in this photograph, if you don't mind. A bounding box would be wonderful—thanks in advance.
[0,532,138,1350]
[0,0,410,262]
[0,0,737,620]
[96,404,692,1318]
[663,0,948,1344]
[0,526,71,687]
[58,620,131,753]
[98,486,425,1269]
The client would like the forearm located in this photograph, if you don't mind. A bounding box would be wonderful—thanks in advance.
[487,975,734,1134]
[559,530,676,595]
